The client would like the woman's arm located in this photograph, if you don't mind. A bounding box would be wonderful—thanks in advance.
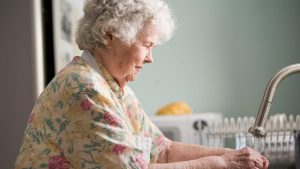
[149,155,226,169]
[149,141,269,169]
[157,141,229,163]
[147,141,227,169]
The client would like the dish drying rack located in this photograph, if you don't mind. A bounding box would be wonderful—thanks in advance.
[196,114,300,166]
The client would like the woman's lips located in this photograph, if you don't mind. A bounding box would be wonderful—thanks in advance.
[135,66,143,72]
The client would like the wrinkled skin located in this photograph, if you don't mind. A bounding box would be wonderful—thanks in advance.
[222,147,269,169]
[149,142,269,169]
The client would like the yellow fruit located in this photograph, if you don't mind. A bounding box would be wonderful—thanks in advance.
[156,102,192,115]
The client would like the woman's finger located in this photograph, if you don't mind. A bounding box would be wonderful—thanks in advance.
[262,156,269,169]
[254,160,263,169]
[238,148,265,169]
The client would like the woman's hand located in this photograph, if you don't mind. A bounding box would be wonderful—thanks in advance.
[222,147,269,169]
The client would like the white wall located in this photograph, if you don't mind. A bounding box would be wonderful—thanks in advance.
[130,0,300,117]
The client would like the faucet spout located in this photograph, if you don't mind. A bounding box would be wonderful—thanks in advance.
[249,63,300,138]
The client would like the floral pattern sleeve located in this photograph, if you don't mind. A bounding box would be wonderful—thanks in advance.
[123,87,171,163]
[61,81,148,169]
[66,84,147,168]
[140,111,171,163]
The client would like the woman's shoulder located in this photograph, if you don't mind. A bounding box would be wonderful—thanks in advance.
[41,56,108,96]
[55,56,105,84]
[57,56,94,76]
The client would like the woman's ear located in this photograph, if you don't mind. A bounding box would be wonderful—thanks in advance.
[105,32,113,49]
[106,32,113,40]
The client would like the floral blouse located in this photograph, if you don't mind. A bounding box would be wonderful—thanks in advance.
[15,50,170,169]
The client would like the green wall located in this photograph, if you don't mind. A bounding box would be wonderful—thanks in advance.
[130,0,300,117]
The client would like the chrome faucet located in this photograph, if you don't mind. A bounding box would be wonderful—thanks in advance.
[249,63,300,138]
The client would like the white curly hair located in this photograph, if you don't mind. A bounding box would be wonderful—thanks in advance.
[75,0,175,50]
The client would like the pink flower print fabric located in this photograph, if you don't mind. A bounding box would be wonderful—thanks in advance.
[134,153,148,169]
[112,144,127,155]
[103,111,120,126]
[80,99,93,111]
[48,155,71,169]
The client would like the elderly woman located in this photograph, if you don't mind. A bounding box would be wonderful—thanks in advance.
[15,0,269,168]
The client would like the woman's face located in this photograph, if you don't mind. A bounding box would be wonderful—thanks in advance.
[101,28,159,88]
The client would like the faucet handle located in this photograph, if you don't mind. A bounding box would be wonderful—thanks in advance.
[248,126,266,138]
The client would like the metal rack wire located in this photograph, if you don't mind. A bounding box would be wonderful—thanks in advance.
[196,114,300,168]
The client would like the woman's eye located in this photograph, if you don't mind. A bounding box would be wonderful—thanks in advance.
[141,42,155,48]
[145,44,154,48]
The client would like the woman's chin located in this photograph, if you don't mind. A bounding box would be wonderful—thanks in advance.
[126,74,139,83]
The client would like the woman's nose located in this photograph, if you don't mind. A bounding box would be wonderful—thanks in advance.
[145,49,153,63]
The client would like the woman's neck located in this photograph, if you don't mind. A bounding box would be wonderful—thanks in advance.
[91,48,127,89]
